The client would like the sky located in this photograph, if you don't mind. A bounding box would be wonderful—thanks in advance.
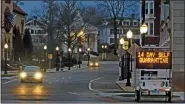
[16,1,139,19]
[17,1,97,18]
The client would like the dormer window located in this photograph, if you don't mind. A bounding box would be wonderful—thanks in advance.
[133,22,138,26]
[123,21,130,26]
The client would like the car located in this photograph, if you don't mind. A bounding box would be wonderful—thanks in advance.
[89,61,100,67]
[19,66,43,83]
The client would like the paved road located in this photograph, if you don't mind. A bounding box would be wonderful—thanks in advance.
[1,62,183,103]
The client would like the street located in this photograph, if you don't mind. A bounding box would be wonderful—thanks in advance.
[1,62,183,103]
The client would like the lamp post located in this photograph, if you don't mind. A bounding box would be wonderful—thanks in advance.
[87,48,90,66]
[44,45,47,72]
[125,30,133,86]
[101,45,107,60]
[68,48,71,70]
[101,45,104,60]
[56,46,59,71]
[60,50,63,71]
[78,48,82,68]
[4,43,8,74]
[119,38,124,80]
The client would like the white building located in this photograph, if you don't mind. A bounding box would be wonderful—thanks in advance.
[24,17,48,56]
[99,16,140,45]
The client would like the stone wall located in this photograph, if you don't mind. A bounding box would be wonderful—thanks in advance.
[170,1,185,91]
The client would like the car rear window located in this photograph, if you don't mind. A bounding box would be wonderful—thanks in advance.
[24,66,40,72]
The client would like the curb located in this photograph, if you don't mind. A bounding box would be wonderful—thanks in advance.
[116,78,135,93]
[46,66,88,73]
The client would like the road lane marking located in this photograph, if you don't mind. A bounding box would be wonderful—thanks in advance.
[48,82,52,84]
[1,76,18,80]
[68,92,81,96]
[3,79,17,84]
[69,77,71,79]
[88,77,103,92]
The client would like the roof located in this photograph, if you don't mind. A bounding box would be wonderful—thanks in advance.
[13,2,27,16]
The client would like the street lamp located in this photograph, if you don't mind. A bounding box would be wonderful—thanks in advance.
[56,46,59,52]
[120,38,124,45]
[68,48,71,70]
[140,23,148,46]
[119,38,124,80]
[140,23,148,34]
[68,48,71,52]
[4,43,8,74]
[56,46,59,71]
[101,45,107,60]
[125,30,133,86]
[78,48,82,68]
[43,45,47,72]
[87,48,90,66]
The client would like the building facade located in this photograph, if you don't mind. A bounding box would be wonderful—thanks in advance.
[160,0,184,91]
[1,0,13,61]
[140,0,161,46]
[24,17,48,57]
[99,17,140,45]
[13,2,27,38]
[1,0,26,61]
[84,23,99,52]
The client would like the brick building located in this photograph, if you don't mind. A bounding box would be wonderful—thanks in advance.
[140,0,161,46]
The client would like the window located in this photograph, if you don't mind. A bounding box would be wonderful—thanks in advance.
[38,30,41,34]
[146,23,148,35]
[150,23,154,35]
[34,20,36,26]
[123,29,127,34]
[110,29,121,34]
[145,3,148,14]
[31,30,34,34]
[124,21,130,26]
[117,29,121,34]
[133,22,138,26]
[110,29,114,34]
[110,38,114,44]
[149,2,154,14]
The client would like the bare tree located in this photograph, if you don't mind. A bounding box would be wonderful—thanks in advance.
[80,5,104,27]
[55,1,85,52]
[33,0,58,54]
[97,0,138,54]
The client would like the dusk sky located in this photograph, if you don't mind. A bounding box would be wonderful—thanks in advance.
[16,1,139,18]
[17,1,97,17]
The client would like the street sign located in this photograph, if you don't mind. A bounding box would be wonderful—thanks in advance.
[136,51,172,69]
[117,46,126,57]
[48,54,52,59]
[128,43,140,57]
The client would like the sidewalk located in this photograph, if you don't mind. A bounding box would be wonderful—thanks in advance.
[116,79,135,92]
